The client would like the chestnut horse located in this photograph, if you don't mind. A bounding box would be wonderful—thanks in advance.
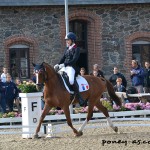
[33,62,121,138]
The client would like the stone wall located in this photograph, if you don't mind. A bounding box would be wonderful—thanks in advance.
[0,4,149,81]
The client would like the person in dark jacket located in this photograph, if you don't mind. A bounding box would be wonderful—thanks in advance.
[54,32,86,106]
[0,80,6,113]
[130,60,145,93]
[5,74,19,112]
[144,61,150,93]
[109,66,127,88]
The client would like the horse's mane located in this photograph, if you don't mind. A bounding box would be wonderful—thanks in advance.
[43,62,66,90]
[43,62,54,70]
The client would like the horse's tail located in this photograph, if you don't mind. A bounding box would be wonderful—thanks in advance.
[106,79,122,107]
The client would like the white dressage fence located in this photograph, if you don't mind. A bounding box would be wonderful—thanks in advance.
[0,110,150,137]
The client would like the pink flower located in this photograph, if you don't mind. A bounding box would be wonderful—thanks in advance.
[145,105,150,110]
[113,105,120,110]
[93,106,99,112]
[130,107,136,111]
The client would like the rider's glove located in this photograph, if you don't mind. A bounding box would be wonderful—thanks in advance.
[59,63,65,69]
[54,64,59,70]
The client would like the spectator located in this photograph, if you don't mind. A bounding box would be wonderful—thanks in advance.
[1,67,8,83]
[114,78,126,92]
[93,70,98,77]
[5,74,19,112]
[28,79,34,84]
[130,60,145,93]
[90,64,104,78]
[31,70,36,84]
[0,80,6,113]
[15,78,22,112]
[143,61,150,93]
[80,67,86,76]
[109,66,127,88]
[126,86,139,103]
[15,78,22,86]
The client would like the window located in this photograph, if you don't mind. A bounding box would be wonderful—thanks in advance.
[132,41,150,67]
[9,45,30,79]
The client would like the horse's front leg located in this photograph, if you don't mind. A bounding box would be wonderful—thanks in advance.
[63,107,81,136]
[33,104,51,138]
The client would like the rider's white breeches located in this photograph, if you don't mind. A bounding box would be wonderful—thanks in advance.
[60,66,75,85]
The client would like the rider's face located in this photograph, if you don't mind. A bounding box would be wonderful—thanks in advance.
[66,39,72,47]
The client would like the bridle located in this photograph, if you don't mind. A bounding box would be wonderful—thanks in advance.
[35,66,48,86]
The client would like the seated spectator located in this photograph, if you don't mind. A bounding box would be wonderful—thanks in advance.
[90,64,104,78]
[114,78,126,92]
[109,66,127,88]
[80,67,86,76]
[126,86,140,103]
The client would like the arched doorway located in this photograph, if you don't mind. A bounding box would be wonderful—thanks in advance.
[4,36,37,80]
[132,41,150,67]
[69,20,88,72]
[9,44,30,79]
[60,10,102,72]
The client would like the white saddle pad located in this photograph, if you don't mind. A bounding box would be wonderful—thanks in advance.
[60,74,89,93]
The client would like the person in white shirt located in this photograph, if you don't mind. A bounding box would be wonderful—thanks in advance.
[1,67,8,83]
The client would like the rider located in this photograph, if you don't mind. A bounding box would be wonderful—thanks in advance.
[54,32,86,106]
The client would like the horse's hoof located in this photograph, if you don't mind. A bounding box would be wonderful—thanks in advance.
[75,131,83,137]
[113,126,118,133]
[32,134,39,139]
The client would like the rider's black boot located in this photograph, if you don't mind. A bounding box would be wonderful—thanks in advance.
[72,80,86,107]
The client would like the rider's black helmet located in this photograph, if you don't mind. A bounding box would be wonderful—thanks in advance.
[65,32,76,42]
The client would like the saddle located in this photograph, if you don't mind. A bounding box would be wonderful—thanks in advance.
[58,71,89,94]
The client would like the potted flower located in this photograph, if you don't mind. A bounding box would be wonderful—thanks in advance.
[18,81,43,99]
[18,81,38,93]
[18,81,43,138]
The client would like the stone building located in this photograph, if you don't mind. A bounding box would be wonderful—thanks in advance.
[0,0,149,82]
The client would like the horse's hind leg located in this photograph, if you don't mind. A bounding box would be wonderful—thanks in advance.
[78,102,94,134]
[95,100,118,133]
[33,104,51,138]
[63,106,81,136]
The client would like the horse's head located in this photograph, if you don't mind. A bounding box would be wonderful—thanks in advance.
[32,62,46,86]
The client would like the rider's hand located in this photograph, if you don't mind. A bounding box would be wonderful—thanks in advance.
[59,63,65,69]
[54,64,59,70]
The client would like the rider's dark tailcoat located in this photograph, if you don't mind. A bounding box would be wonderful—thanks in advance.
[59,44,80,74]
